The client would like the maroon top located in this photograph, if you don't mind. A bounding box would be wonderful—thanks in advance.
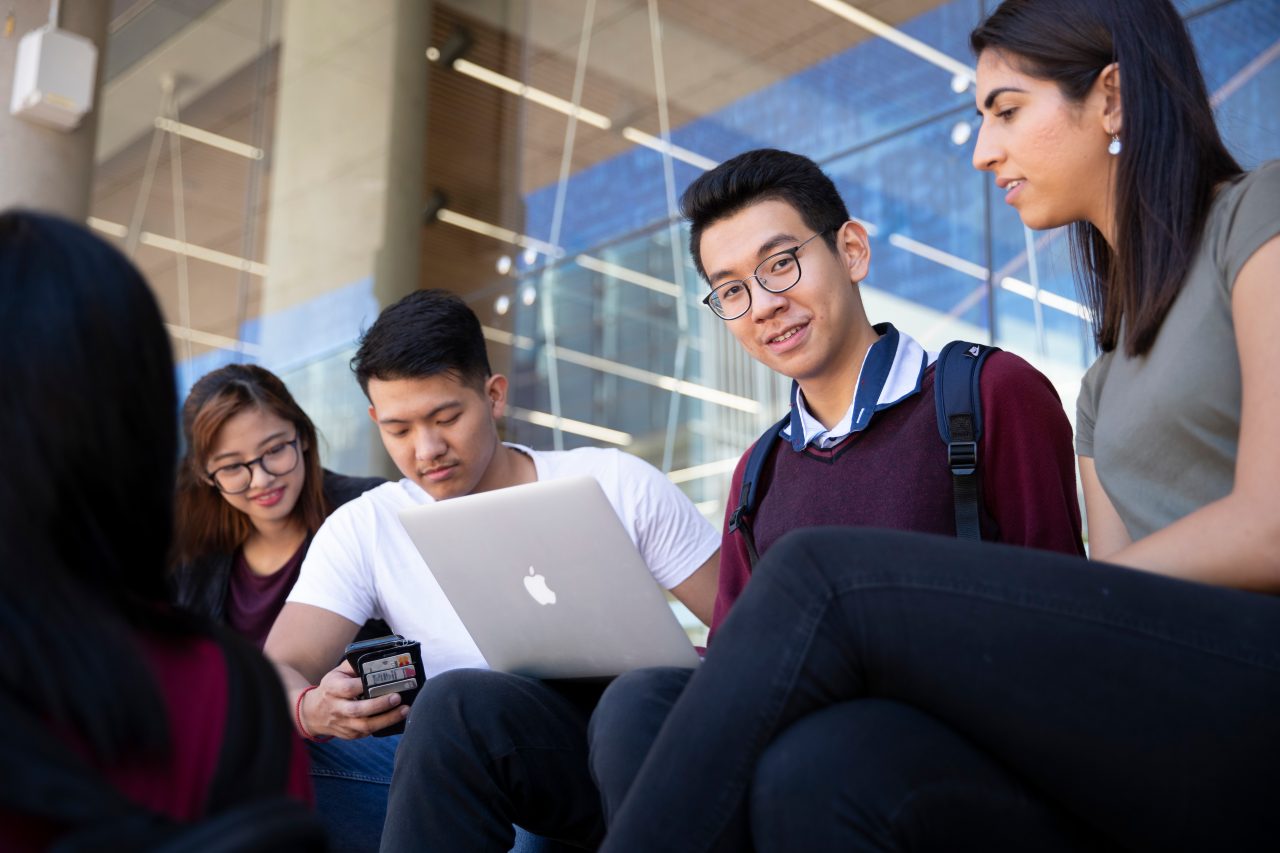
[710,351,1085,639]
[227,538,309,648]
[4,632,312,850]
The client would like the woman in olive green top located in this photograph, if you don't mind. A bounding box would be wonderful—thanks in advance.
[599,2,1280,851]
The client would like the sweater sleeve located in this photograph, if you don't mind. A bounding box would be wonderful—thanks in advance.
[708,449,756,643]
[978,352,1085,556]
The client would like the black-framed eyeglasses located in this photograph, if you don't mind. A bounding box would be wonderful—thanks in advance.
[701,230,831,321]
[206,436,302,495]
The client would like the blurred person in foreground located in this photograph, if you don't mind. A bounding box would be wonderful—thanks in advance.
[0,211,319,850]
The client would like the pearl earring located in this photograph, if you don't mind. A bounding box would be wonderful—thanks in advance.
[1108,134,1122,156]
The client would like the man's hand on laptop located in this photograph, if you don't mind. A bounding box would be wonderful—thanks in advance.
[300,660,412,739]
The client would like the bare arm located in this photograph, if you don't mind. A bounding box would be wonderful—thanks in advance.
[265,602,409,739]
[1078,457,1132,561]
[1097,235,1280,590]
[669,549,720,626]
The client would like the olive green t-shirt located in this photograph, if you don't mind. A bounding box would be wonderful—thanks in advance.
[1076,161,1280,541]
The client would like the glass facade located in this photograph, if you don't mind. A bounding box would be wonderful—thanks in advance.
[86,0,1280,530]
[464,0,1280,525]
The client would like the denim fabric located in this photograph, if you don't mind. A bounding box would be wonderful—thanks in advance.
[601,528,1280,852]
[588,666,693,823]
[748,699,1111,852]
[310,731,400,784]
[308,730,562,853]
[594,670,1111,851]
[308,735,398,853]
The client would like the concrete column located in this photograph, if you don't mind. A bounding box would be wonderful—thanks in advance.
[263,0,429,315]
[260,0,430,477]
[0,0,108,218]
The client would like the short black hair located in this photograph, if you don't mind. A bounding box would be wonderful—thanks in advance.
[681,148,850,281]
[351,288,492,396]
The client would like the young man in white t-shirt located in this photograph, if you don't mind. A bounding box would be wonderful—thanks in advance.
[264,289,719,852]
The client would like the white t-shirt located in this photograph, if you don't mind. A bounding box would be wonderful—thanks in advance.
[288,445,720,676]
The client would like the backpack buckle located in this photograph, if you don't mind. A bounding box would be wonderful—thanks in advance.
[948,441,978,476]
[727,506,744,534]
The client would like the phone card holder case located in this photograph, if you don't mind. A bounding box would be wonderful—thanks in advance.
[343,634,424,737]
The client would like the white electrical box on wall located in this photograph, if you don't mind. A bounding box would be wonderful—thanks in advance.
[9,24,98,130]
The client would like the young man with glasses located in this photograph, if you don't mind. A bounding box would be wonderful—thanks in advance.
[587,148,1085,830]
[263,289,720,852]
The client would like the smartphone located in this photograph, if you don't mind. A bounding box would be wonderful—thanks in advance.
[343,634,424,737]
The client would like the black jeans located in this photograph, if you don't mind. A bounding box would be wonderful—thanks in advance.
[380,668,607,852]
[589,667,692,825]
[599,528,1280,852]
[591,671,1106,852]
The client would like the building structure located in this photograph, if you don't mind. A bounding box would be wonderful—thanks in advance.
[8,0,1278,537]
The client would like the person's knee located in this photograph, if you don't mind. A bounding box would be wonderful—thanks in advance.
[751,701,891,812]
[751,700,1069,852]
[589,667,692,819]
[591,668,690,744]
[408,667,503,718]
[751,528,862,592]
[400,668,521,754]
[751,701,955,849]
[754,528,925,594]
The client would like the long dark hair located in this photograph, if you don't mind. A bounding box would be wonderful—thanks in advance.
[0,210,192,763]
[173,364,328,567]
[971,0,1242,356]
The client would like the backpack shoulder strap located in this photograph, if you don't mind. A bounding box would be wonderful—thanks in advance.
[727,414,789,569]
[934,341,1000,542]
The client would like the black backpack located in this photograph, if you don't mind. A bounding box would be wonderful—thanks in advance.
[2,625,329,852]
[727,340,999,567]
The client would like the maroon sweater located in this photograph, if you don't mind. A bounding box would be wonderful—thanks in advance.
[4,633,313,850]
[710,350,1085,638]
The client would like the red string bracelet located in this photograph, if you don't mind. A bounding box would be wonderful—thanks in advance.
[295,685,333,743]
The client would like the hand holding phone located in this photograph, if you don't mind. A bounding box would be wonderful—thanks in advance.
[343,634,425,737]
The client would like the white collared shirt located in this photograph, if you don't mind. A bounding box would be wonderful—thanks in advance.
[781,323,931,451]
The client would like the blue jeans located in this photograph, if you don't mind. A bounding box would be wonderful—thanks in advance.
[308,735,398,853]
[308,731,558,852]
[600,528,1280,852]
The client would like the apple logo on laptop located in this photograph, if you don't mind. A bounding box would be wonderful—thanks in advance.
[524,567,557,605]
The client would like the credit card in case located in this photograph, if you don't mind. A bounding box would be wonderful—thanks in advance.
[342,633,424,737]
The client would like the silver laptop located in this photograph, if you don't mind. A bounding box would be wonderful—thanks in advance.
[397,476,700,679]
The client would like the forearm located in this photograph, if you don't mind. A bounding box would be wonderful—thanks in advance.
[1104,493,1280,592]
[271,659,320,736]
[273,659,314,701]
[263,604,388,738]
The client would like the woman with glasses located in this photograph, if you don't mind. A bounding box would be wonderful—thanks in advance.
[171,364,391,853]
[601,0,1280,850]
[172,364,382,648]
